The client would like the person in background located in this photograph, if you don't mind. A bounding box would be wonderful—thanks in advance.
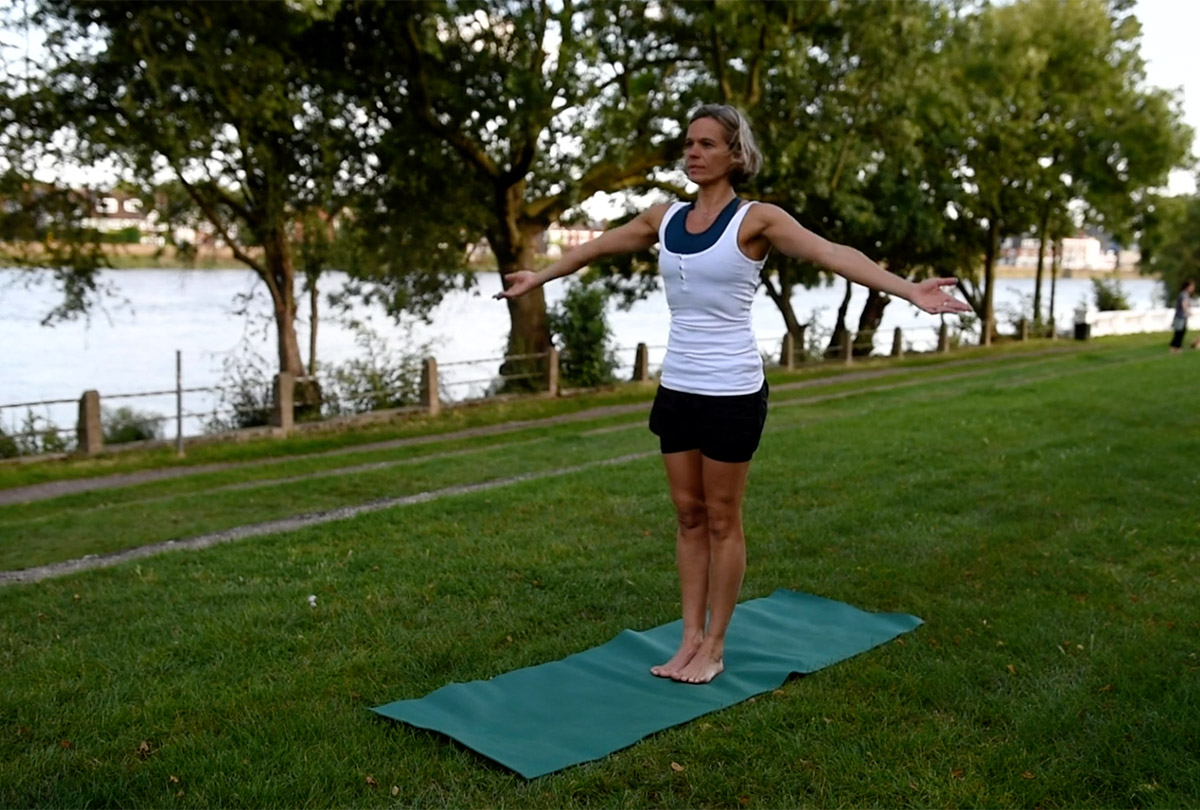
[1170,278,1194,352]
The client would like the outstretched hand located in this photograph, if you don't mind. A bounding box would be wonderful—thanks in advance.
[910,278,972,315]
[494,271,540,301]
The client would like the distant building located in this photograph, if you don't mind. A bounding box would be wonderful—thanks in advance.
[999,232,1138,272]
[81,189,224,248]
[541,221,608,258]
[81,191,149,235]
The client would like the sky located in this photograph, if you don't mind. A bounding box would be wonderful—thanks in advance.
[1133,0,1200,195]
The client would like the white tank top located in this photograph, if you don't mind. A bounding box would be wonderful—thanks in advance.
[657,200,767,395]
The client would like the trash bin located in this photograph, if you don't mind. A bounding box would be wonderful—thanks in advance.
[1074,322,1091,341]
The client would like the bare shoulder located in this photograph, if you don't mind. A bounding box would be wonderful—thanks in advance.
[744,201,790,225]
[738,201,792,242]
[639,201,677,231]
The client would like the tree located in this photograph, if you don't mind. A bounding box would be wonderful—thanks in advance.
[1139,193,1200,302]
[13,1,368,398]
[818,1,969,356]
[942,2,1046,344]
[2,1,474,408]
[944,0,1191,343]
[338,0,693,387]
[1024,0,1192,328]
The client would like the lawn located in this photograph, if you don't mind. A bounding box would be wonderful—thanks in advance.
[1,335,1197,807]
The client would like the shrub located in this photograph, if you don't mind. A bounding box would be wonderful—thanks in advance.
[0,427,19,459]
[0,411,72,457]
[205,353,274,433]
[320,325,432,416]
[102,406,164,444]
[548,281,619,388]
[1093,277,1130,311]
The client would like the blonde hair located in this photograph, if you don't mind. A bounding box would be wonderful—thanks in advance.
[688,104,763,185]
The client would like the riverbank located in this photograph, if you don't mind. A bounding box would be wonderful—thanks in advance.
[992,265,1145,280]
[100,248,505,272]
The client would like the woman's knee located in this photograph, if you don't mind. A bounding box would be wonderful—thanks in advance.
[673,496,707,531]
[705,504,743,541]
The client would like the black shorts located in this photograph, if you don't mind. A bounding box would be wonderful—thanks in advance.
[648,382,769,463]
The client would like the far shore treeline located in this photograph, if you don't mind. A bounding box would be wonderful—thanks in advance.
[1,0,1197,388]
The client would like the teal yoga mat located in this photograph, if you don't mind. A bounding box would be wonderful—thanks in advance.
[373,589,922,778]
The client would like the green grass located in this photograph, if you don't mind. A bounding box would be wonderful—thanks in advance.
[2,334,1198,807]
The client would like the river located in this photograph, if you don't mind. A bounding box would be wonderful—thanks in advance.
[0,267,1165,439]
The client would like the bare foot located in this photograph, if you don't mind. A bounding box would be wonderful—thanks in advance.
[651,638,702,679]
[671,641,724,684]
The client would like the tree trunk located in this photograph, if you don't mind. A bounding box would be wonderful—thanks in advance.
[494,235,551,392]
[853,288,890,357]
[489,179,552,393]
[262,226,320,416]
[262,227,305,377]
[761,265,806,364]
[1034,204,1049,326]
[982,219,999,346]
[826,278,854,359]
[1049,238,1061,335]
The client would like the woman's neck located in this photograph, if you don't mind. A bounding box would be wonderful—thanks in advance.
[693,182,737,214]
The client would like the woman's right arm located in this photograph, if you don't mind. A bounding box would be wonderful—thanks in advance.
[494,204,667,300]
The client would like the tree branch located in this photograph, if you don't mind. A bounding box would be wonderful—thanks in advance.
[548,0,574,99]
[747,23,768,107]
[759,267,784,307]
[402,15,499,180]
[582,140,680,197]
[504,0,556,185]
[710,24,732,103]
[638,178,691,198]
[175,172,267,281]
[521,141,681,225]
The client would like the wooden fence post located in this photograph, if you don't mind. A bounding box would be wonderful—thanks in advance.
[546,347,560,396]
[421,357,440,417]
[77,389,103,456]
[841,330,853,366]
[781,333,796,371]
[632,343,650,382]
[938,322,950,353]
[891,327,904,358]
[1019,318,1029,341]
[271,372,294,434]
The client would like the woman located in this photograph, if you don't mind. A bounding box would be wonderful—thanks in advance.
[1170,278,1194,352]
[497,104,970,684]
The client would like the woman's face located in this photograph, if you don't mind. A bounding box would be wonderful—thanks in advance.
[684,116,734,185]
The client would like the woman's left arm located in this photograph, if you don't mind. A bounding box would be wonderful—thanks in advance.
[758,204,971,315]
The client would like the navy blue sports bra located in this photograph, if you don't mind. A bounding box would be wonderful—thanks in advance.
[663,197,742,254]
